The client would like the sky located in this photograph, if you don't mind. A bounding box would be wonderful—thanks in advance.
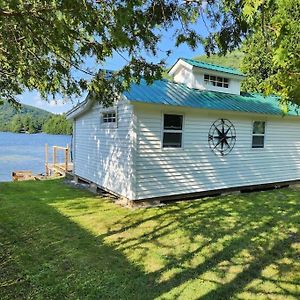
[19,19,208,114]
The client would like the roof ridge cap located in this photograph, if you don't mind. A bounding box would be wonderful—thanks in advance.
[181,57,241,72]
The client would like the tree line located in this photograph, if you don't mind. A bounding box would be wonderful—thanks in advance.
[0,114,72,135]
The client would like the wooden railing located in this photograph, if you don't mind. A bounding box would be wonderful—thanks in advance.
[45,144,72,176]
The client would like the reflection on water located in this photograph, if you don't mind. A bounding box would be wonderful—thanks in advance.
[0,132,71,182]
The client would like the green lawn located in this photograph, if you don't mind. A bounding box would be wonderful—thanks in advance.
[0,179,299,299]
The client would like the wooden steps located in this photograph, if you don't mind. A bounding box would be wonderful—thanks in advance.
[12,171,44,182]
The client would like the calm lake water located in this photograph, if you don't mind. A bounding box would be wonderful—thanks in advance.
[0,132,71,182]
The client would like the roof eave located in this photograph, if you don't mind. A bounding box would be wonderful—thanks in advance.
[128,99,299,118]
[175,58,246,78]
[66,93,128,120]
[168,58,193,76]
[66,96,93,120]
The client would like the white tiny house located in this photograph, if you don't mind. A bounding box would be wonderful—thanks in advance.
[67,58,300,202]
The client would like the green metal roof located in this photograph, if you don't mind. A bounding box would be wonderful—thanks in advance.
[181,58,245,77]
[124,79,299,116]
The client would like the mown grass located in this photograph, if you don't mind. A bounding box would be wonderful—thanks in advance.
[0,179,299,299]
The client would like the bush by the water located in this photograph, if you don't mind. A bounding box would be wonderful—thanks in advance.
[42,115,72,135]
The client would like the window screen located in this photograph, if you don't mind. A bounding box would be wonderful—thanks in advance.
[163,132,182,148]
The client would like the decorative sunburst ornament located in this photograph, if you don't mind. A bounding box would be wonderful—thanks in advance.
[208,119,236,156]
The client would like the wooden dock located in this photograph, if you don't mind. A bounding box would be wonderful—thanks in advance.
[46,162,73,176]
[45,144,73,176]
[12,144,72,182]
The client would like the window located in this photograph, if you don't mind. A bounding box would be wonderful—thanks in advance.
[162,114,183,148]
[252,121,265,148]
[204,74,229,88]
[102,111,116,123]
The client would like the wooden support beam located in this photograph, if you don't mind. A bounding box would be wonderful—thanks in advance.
[45,143,48,176]
[53,146,57,167]
[65,144,69,172]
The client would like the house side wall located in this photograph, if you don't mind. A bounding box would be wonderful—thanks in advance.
[134,103,300,200]
[173,66,241,95]
[73,101,136,200]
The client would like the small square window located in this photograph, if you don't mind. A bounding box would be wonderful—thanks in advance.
[102,111,116,123]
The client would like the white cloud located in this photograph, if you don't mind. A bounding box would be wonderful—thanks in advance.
[19,91,76,114]
[49,99,64,107]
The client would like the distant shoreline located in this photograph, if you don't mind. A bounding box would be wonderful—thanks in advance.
[0,131,71,136]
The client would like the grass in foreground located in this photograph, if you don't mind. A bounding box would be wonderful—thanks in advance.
[0,179,299,299]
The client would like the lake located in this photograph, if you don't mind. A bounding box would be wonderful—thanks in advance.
[0,132,71,182]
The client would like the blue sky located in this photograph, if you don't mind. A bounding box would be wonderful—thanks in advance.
[19,19,208,114]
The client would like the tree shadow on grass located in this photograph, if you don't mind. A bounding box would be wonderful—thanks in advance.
[0,180,158,299]
[1,180,300,299]
[102,189,300,299]
[199,234,300,300]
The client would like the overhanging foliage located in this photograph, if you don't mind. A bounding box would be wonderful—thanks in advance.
[0,1,299,107]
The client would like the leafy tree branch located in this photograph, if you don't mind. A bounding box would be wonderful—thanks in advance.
[0,0,299,108]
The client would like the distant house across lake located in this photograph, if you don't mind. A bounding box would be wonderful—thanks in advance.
[67,58,300,204]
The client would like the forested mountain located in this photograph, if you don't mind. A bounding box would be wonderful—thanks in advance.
[0,101,72,135]
[0,101,51,133]
[193,50,244,70]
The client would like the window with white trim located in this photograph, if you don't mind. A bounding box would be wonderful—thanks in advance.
[102,111,116,123]
[252,121,265,148]
[204,74,229,88]
[162,114,183,148]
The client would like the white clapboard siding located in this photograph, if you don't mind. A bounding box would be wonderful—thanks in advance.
[134,103,300,200]
[73,101,135,199]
